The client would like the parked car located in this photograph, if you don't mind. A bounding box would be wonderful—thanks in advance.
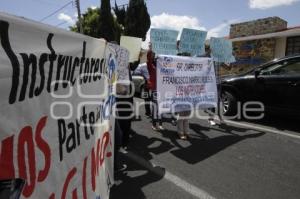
[132,63,149,97]
[221,55,300,116]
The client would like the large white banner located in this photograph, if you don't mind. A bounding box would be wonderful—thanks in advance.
[157,55,218,114]
[0,13,115,199]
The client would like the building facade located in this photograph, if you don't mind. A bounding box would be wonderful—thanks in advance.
[227,17,300,74]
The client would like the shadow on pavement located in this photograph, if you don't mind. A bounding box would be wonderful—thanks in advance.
[170,130,265,164]
[110,152,165,199]
[241,115,300,133]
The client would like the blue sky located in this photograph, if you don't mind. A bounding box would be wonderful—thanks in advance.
[1,0,299,39]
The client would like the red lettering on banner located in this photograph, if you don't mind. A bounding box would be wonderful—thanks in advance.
[49,193,55,199]
[72,189,78,199]
[18,126,36,197]
[0,135,15,179]
[0,116,50,198]
[35,116,51,182]
[100,132,110,166]
[91,138,101,191]
[61,167,77,199]
[82,157,88,199]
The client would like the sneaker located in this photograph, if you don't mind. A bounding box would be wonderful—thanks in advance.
[119,147,128,154]
[208,119,216,126]
[171,119,177,126]
[152,125,159,131]
[184,132,190,138]
[158,125,165,131]
[178,133,187,140]
[115,164,127,172]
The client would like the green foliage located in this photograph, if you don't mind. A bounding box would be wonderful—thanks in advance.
[70,5,121,42]
[98,0,117,42]
[113,1,126,27]
[70,0,151,42]
[124,0,151,41]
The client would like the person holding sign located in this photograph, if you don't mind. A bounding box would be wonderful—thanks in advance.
[147,42,164,131]
[175,52,192,140]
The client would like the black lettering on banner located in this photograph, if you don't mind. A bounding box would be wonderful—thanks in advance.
[0,21,105,104]
[55,55,66,91]
[0,20,20,104]
[46,33,57,93]
[83,58,90,83]
[79,42,86,84]
[71,57,80,85]
[35,53,48,96]
[58,119,67,161]
[93,59,100,81]
[19,53,37,100]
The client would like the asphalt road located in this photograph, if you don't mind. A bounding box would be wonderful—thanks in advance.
[110,100,300,199]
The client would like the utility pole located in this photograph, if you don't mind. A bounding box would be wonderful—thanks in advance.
[75,0,83,33]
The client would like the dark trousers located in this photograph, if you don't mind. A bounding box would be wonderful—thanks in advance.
[116,97,133,147]
[143,87,151,115]
[151,90,162,126]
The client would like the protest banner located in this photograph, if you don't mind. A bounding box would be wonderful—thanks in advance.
[156,55,218,114]
[179,28,207,56]
[0,12,115,199]
[210,37,236,63]
[120,36,142,63]
[150,28,179,55]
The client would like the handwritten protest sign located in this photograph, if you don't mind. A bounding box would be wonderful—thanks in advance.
[120,36,142,63]
[210,37,236,63]
[156,55,218,114]
[150,28,179,55]
[179,28,207,56]
[108,43,130,84]
[0,12,115,199]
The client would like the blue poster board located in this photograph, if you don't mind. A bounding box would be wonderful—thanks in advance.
[179,28,207,56]
[210,37,236,63]
[150,28,179,55]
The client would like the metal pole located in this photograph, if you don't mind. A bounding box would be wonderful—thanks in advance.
[216,62,223,122]
[75,0,83,34]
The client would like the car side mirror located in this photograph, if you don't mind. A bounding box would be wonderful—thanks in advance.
[254,69,261,78]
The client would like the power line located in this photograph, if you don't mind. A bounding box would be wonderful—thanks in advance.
[56,21,67,27]
[40,1,74,22]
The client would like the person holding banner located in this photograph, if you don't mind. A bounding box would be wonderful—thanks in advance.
[199,45,217,126]
[147,43,164,131]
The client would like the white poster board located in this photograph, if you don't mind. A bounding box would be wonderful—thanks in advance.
[108,43,130,85]
[0,12,115,199]
[120,36,142,63]
[156,55,218,114]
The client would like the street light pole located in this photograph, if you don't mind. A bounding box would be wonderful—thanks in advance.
[75,0,83,34]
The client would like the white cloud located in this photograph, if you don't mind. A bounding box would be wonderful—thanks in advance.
[142,13,237,49]
[208,19,239,38]
[249,0,299,9]
[58,13,75,25]
[151,13,206,31]
[90,6,97,10]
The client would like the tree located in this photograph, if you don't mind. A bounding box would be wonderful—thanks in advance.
[98,0,118,42]
[71,8,100,38]
[113,1,126,28]
[124,0,151,41]
[70,6,122,42]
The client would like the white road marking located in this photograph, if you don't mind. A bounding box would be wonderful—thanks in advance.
[164,170,216,199]
[125,151,216,199]
[218,119,300,140]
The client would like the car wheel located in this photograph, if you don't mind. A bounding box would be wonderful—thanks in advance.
[221,91,237,116]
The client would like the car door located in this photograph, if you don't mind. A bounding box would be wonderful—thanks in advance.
[275,59,300,114]
[257,58,300,114]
